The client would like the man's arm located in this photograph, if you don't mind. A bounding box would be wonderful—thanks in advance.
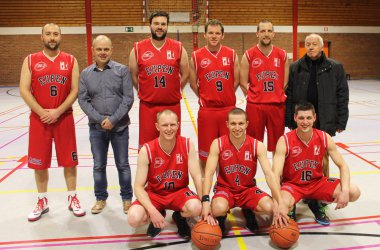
[285,63,295,129]
[180,47,190,90]
[335,63,349,132]
[135,147,167,229]
[284,55,290,89]
[129,48,139,91]
[188,140,202,196]
[41,58,80,123]
[201,139,219,223]
[326,134,350,209]
[239,54,249,96]
[189,56,199,97]
[233,53,240,90]
[19,56,49,119]
[107,66,135,128]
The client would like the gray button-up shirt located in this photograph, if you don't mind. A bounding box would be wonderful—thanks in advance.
[78,60,134,132]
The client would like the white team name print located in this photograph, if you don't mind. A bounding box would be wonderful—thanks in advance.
[60,61,68,70]
[142,51,154,61]
[200,58,211,68]
[274,58,280,67]
[154,157,165,168]
[34,61,47,71]
[167,50,175,60]
[222,57,230,66]
[252,58,262,68]
[244,151,252,161]
[314,145,320,155]
[176,154,183,164]
[222,150,233,160]
[291,146,302,157]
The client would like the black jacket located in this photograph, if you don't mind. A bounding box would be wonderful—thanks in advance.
[285,52,349,136]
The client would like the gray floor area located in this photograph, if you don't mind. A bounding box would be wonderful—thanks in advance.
[0,80,379,249]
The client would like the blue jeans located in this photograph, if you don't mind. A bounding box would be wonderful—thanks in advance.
[89,126,132,201]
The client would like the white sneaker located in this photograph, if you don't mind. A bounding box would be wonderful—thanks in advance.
[28,197,49,222]
[68,194,86,217]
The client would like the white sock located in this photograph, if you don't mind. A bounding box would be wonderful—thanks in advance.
[68,191,76,197]
[37,192,47,200]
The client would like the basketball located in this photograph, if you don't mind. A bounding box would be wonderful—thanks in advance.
[269,219,300,249]
[191,220,222,250]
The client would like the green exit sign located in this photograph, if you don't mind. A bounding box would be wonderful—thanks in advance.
[125,27,134,32]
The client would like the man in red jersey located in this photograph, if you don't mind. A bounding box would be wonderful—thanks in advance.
[201,108,288,235]
[129,11,189,149]
[272,102,360,227]
[240,19,289,154]
[19,23,85,222]
[128,110,202,238]
[189,19,239,174]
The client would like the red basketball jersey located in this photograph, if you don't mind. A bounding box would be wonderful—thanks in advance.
[282,129,328,186]
[134,38,182,104]
[28,51,74,115]
[144,136,190,195]
[192,46,236,107]
[244,45,287,104]
[216,135,258,193]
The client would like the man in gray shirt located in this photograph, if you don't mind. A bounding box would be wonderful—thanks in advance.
[79,35,134,214]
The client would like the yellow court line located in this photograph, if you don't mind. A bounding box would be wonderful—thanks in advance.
[182,91,198,136]
[228,213,248,250]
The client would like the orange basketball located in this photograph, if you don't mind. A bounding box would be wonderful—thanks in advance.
[191,220,222,250]
[269,219,300,249]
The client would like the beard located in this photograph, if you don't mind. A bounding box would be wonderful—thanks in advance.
[260,39,272,47]
[151,29,167,41]
[44,40,60,51]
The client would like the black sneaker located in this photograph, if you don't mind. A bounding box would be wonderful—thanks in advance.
[216,215,227,235]
[307,199,330,226]
[288,205,297,221]
[242,209,259,232]
[146,210,166,238]
[172,211,190,238]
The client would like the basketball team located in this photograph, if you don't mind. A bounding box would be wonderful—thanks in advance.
[20,10,361,241]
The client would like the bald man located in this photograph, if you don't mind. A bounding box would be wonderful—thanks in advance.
[79,35,134,214]
[20,23,85,221]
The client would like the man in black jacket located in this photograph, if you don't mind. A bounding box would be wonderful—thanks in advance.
[285,33,349,226]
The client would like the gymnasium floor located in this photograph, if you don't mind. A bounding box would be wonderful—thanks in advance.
[0,80,379,250]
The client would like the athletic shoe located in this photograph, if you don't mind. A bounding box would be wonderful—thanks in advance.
[91,200,106,214]
[146,210,166,238]
[308,199,330,226]
[216,215,228,235]
[28,197,49,222]
[68,194,86,217]
[288,205,297,221]
[242,208,259,232]
[123,200,131,214]
[172,211,191,238]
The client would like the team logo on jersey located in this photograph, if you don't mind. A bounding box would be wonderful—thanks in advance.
[274,58,280,67]
[222,57,230,66]
[176,154,183,164]
[167,50,175,60]
[200,58,211,68]
[314,145,321,155]
[291,146,302,157]
[34,61,47,71]
[222,150,233,160]
[252,58,262,68]
[60,61,68,70]
[142,51,154,61]
[154,157,165,168]
[244,151,252,161]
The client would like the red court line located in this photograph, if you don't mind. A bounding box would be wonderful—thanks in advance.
[0,155,27,184]
[0,111,29,125]
[0,104,27,117]
[336,143,380,169]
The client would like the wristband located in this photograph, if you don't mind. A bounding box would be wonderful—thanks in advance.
[201,195,210,202]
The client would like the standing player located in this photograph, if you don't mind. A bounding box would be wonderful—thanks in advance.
[272,102,360,227]
[128,110,202,238]
[201,108,287,234]
[19,23,85,221]
[189,19,239,173]
[240,19,289,154]
[129,11,189,148]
